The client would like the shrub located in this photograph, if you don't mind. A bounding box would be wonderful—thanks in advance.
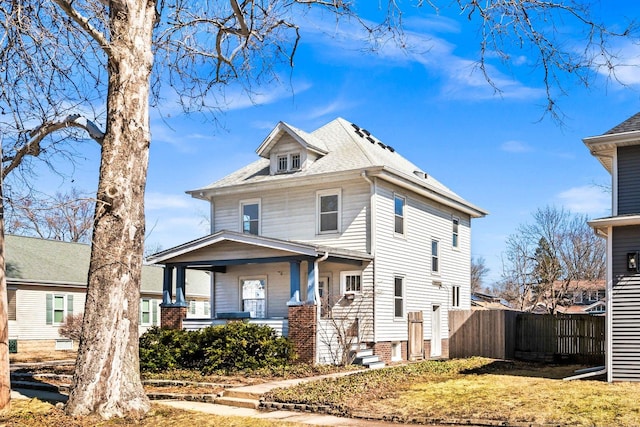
[58,312,83,341]
[139,322,295,374]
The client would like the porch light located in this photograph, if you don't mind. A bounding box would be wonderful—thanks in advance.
[627,252,639,272]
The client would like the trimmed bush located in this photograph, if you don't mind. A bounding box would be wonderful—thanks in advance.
[139,322,295,374]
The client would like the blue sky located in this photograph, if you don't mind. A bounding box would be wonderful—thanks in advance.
[27,2,640,285]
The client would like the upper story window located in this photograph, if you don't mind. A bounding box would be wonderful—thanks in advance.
[452,217,459,248]
[241,200,260,235]
[317,189,341,234]
[431,239,439,274]
[275,152,301,173]
[341,271,362,294]
[394,195,405,235]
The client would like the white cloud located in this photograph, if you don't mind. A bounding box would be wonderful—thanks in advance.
[556,185,610,216]
[595,41,640,86]
[501,140,532,153]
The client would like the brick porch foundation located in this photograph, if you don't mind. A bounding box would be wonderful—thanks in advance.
[288,304,317,364]
[160,305,187,330]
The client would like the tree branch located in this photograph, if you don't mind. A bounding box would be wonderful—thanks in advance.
[3,115,104,179]
[52,0,110,54]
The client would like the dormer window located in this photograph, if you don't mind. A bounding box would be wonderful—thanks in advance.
[275,152,301,174]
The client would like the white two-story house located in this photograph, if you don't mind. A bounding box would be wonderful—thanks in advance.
[148,118,487,365]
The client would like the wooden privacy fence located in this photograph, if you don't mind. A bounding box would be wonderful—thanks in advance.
[515,313,605,364]
[449,310,605,364]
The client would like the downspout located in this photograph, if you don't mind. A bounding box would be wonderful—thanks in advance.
[315,251,329,365]
[361,171,376,346]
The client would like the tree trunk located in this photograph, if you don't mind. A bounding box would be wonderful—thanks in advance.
[0,148,11,413]
[65,0,155,419]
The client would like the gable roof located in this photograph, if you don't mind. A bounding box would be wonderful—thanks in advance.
[5,235,209,295]
[146,230,372,266]
[189,118,487,218]
[584,111,640,173]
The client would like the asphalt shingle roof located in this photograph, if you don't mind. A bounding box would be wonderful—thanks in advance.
[5,235,209,294]
[193,117,460,198]
[604,112,640,135]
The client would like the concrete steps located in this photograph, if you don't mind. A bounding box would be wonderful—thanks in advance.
[352,348,386,369]
[214,395,260,409]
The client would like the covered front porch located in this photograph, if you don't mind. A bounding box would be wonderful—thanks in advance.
[146,230,372,362]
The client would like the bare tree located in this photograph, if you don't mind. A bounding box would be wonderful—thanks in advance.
[1,0,634,420]
[6,188,94,243]
[499,206,605,313]
[471,256,490,293]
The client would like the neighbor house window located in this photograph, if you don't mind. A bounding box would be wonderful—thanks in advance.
[189,300,197,315]
[452,217,459,248]
[241,200,260,235]
[394,277,404,318]
[317,190,340,233]
[140,298,158,325]
[241,278,266,318]
[7,289,16,321]
[431,240,439,274]
[341,271,362,294]
[394,195,405,235]
[452,286,460,308]
[204,301,210,317]
[46,294,73,325]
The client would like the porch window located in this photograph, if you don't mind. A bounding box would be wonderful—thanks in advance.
[241,200,260,235]
[317,189,340,234]
[341,271,362,294]
[241,278,266,318]
[394,195,405,235]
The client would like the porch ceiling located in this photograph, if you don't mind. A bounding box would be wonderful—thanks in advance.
[146,230,372,268]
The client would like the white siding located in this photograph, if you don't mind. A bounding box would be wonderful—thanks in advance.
[14,286,86,341]
[211,179,370,252]
[372,180,472,343]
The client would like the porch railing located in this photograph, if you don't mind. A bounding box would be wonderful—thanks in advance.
[182,317,289,337]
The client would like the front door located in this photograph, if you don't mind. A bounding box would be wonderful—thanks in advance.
[431,305,441,357]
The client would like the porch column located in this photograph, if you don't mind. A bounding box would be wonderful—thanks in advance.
[287,261,301,305]
[162,265,174,305]
[175,266,188,307]
[306,260,317,304]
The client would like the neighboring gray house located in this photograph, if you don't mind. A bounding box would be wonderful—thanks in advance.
[6,234,210,353]
[148,118,487,365]
[584,112,640,382]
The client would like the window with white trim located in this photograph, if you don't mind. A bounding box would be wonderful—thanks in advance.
[46,294,73,325]
[431,239,439,274]
[188,300,197,315]
[452,285,460,308]
[140,298,158,325]
[241,200,260,235]
[241,278,266,318]
[341,271,362,294]
[452,217,459,248]
[317,190,340,234]
[394,277,404,318]
[275,152,301,173]
[204,301,210,317]
[291,153,301,170]
[394,195,405,235]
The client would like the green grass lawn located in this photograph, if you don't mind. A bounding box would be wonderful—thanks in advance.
[265,357,640,426]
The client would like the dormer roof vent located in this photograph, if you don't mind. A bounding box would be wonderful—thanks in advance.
[413,170,427,179]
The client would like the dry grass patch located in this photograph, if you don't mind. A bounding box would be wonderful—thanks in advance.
[265,358,640,426]
[1,400,306,426]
